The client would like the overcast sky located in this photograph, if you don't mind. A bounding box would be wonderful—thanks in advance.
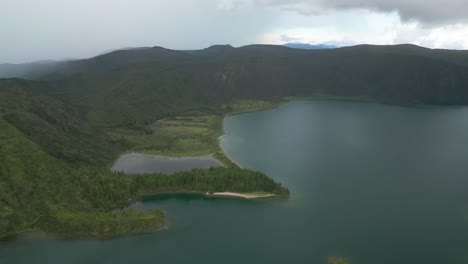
[2,0,468,63]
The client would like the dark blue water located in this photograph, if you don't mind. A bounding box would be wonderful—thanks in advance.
[3,100,468,264]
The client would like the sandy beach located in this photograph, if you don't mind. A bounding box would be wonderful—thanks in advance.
[212,192,275,199]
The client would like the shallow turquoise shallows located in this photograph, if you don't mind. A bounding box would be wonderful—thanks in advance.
[3,100,468,264]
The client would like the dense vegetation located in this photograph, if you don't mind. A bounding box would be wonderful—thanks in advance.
[2,43,468,239]
[0,80,288,239]
[41,167,287,239]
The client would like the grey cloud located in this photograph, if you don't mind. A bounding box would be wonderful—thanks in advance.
[0,0,277,63]
[250,0,468,24]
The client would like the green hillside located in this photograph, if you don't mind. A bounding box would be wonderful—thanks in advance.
[0,79,288,239]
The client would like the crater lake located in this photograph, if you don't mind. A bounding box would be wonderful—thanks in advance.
[2,100,468,264]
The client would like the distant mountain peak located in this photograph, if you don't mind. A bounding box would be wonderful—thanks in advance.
[193,44,235,56]
[206,44,234,49]
[203,44,235,52]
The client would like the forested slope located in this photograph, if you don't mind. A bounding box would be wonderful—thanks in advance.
[0,79,287,239]
[17,44,468,128]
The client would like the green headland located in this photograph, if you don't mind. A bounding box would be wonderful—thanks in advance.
[0,84,287,239]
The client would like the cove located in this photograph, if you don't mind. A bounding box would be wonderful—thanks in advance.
[111,153,223,174]
[3,100,468,264]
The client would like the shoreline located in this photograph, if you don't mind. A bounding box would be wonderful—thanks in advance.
[217,135,244,169]
[140,190,279,200]
[211,192,275,199]
[224,96,374,117]
[111,96,379,171]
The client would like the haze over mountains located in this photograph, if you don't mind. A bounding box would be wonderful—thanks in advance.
[0,42,341,78]
[0,61,63,79]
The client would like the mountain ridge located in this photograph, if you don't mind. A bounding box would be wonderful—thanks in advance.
[2,43,467,127]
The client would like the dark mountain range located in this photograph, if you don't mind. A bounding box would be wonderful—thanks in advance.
[12,43,466,126]
[2,44,468,129]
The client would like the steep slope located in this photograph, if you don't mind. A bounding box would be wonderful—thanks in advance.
[0,79,126,165]
[0,79,131,237]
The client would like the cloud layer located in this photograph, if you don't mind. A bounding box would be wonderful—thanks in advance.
[1,0,468,63]
[225,0,468,24]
